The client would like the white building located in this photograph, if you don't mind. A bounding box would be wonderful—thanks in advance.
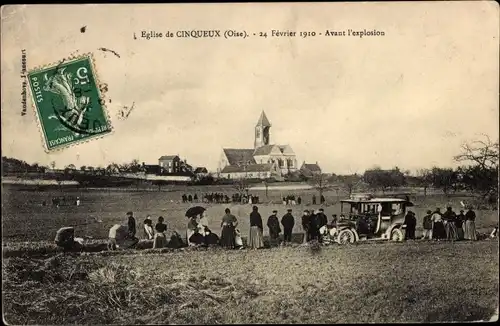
[218,111,298,179]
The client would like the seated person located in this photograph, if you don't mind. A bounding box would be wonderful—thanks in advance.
[55,227,83,252]
[108,224,139,250]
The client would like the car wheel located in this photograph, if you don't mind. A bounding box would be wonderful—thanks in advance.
[337,229,355,245]
[391,228,404,242]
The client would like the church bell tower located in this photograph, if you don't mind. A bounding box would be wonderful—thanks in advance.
[255,111,271,149]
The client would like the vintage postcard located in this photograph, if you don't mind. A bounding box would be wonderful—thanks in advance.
[1,2,498,325]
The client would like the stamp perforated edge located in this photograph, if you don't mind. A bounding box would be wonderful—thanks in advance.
[27,52,114,154]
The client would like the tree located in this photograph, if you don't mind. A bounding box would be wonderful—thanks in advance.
[308,173,331,200]
[80,165,87,171]
[430,167,458,196]
[454,136,499,205]
[363,167,406,193]
[65,164,76,170]
[336,174,361,197]
[50,161,56,170]
[416,168,433,197]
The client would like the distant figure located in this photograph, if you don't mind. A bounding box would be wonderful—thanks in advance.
[456,210,466,240]
[194,194,198,202]
[248,206,264,249]
[297,196,302,205]
[188,194,193,203]
[220,208,238,249]
[464,207,477,241]
[422,210,433,240]
[281,208,295,244]
[320,195,326,205]
[312,195,317,205]
[153,216,168,249]
[282,197,287,206]
[143,215,154,240]
[267,210,281,247]
[76,197,81,206]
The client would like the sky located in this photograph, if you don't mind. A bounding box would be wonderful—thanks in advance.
[1,2,499,174]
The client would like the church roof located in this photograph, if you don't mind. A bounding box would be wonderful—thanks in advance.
[158,155,179,161]
[221,163,273,173]
[254,144,294,156]
[256,111,271,127]
[223,149,257,166]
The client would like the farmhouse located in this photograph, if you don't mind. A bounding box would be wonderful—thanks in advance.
[218,111,298,179]
[300,162,322,178]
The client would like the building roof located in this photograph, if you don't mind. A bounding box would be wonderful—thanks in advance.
[221,163,273,174]
[158,155,179,161]
[194,167,208,173]
[301,163,322,172]
[223,149,256,166]
[256,111,271,127]
[253,144,295,156]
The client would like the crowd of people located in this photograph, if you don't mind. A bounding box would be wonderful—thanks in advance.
[420,206,479,241]
[54,203,495,252]
[181,193,260,204]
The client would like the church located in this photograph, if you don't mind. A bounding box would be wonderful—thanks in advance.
[218,111,298,180]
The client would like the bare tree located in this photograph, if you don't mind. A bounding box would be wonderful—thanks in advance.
[454,135,499,171]
[308,173,331,201]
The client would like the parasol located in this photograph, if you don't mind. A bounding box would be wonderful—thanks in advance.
[185,206,206,218]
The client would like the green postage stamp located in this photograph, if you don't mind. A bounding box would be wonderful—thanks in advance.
[28,54,112,151]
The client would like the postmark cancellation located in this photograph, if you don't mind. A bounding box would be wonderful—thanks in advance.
[27,53,113,152]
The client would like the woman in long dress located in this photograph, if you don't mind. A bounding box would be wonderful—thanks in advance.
[187,216,203,246]
[248,206,264,249]
[153,216,168,249]
[464,208,477,240]
[144,216,154,240]
[220,208,238,249]
[431,208,446,240]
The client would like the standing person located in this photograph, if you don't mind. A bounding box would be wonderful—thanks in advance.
[301,209,311,244]
[267,210,281,247]
[443,206,458,241]
[320,195,326,205]
[281,208,295,244]
[456,209,466,240]
[431,208,445,241]
[312,195,317,205]
[297,196,302,205]
[248,206,264,249]
[408,211,417,240]
[126,211,137,239]
[309,210,320,241]
[143,215,154,240]
[404,211,413,240]
[464,207,477,241]
[153,216,168,249]
[194,194,198,202]
[220,208,238,249]
[317,208,328,243]
[422,210,433,240]
[76,197,81,207]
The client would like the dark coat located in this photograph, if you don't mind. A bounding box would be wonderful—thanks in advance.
[267,215,281,233]
[423,214,432,230]
[465,210,476,221]
[317,213,328,228]
[128,216,136,237]
[281,213,295,229]
[301,214,310,230]
[250,211,263,230]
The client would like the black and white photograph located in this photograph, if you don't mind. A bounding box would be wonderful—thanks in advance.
[1,2,499,324]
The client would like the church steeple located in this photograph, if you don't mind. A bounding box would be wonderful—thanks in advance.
[255,111,271,148]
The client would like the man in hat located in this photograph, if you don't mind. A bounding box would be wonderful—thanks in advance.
[422,210,433,240]
[267,210,281,247]
[281,208,295,244]
[301,209,311,244]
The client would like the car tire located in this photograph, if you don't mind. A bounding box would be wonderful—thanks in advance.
[391,228,404,242]
[337,229,356,245]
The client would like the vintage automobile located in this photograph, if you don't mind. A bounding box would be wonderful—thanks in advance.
[334,193,414,244]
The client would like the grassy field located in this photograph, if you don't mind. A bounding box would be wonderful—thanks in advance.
[2,186,498,324]
[2,240,499,324]
[1,186,498,243]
